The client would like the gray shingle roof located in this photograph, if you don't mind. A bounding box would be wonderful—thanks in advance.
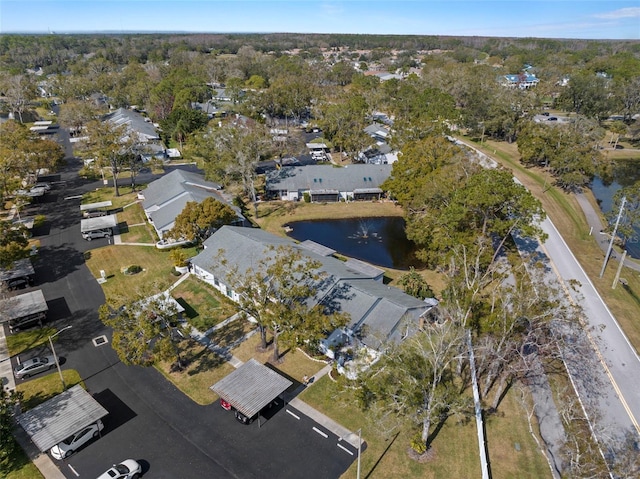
[266,164,392,195]
[17,385,108,452]
[192,226,432,347]
[210,359,292,418]
[141,170,241,237]
[104,107,159,141]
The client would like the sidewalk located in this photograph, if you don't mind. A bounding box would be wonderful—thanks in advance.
[182,296,363,449]
[3,272,362,479]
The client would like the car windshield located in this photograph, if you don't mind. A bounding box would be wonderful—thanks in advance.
[115,464,130,474]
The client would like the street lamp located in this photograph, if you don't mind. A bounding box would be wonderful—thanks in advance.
[49,325,72,390]
[357,427,362,479]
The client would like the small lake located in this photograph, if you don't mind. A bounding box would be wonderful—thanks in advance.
[591,159,640,259]
[286,217,418,269]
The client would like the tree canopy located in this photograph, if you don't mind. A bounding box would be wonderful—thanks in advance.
[224,244,349,362]
[166,197,238,245]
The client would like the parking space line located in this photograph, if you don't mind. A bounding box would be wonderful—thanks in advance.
[337,443,354,455]
[312,427,328,438]
[68,464,80,476]
[64,195,82,200]
[286,409,300,420]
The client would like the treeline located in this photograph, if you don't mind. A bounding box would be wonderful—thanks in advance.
[1,32,638,74]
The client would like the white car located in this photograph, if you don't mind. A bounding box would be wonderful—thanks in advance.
[14,355,56,379]
[97,459,142,479]
[50,420,104,459]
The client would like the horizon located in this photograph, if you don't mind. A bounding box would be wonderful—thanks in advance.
[1,1,639,40]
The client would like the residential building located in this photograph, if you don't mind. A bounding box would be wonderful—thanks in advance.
[266,164,392,202]
[190,226,435,354]
[500,73,540,89]
[139,169,246,240]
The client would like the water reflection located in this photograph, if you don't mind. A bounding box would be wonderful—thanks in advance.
[591,159,640,259]
[286,217,418,269]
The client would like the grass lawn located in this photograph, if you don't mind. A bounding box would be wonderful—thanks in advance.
[82,186,144,210]
[119,224,157,244]
[6,327,57,356]
[233,333,327,383]
[171,276,238,331]
[4,447,43,479]
[84,245,178,302]
[16,369,84,411]
[117,201,148,226]
[300,375,549,479]
[155,338,236,405]
[254,200,404,237]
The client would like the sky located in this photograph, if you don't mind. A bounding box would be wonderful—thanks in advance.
[1,1,639,40]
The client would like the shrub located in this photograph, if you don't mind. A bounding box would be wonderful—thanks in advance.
[33,215,46,228]
[122,264,142,275]
[410,433,427,454]
[169,249,188,267]
[303,192,311,203]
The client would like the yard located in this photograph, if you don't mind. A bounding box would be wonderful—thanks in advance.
[300,375,550,479]
[170,276,238,331]
[84,245,180,302]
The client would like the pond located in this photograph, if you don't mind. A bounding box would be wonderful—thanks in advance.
[591,159,640,259]
[286,217,418,269]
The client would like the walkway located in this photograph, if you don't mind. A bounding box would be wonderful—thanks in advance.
[3,270,360,478]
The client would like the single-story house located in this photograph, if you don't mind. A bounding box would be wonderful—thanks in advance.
[266,164,392,202]
[190,226,435,354]
[139,169,247,240]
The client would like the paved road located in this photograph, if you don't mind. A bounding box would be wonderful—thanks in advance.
[14,137,356,478]
[536,217,640,438]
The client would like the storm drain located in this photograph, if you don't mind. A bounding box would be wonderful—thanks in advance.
[92,335,108,347]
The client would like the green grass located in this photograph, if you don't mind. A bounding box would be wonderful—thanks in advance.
[155,339,236,405]
[170,276,238,331]
[16,369,84,411]
[3,448,43,479]
[120,224,157,244]
[82,186,145,210]
[6,327,57,356]
[254,200,404,237]
[85,245,179,302]
[299,376,549,479]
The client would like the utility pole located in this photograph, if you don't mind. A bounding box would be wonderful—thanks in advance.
[600,196,626,278]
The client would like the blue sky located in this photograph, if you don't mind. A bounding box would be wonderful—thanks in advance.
[1,1,639,39]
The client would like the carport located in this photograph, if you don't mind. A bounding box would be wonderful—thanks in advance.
[210,359,293,427]
[80,200,112,216]
[80,214,117,233]
[17,385,108,452]
[0,289,48,333]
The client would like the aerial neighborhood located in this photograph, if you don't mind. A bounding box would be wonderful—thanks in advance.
[1,24,640,479]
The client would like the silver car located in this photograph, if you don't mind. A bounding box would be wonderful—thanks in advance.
[14,355,56,379]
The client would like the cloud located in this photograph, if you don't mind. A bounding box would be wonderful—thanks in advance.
[593,7,640,19]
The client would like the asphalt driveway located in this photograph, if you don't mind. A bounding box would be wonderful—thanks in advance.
[18,139,355,478]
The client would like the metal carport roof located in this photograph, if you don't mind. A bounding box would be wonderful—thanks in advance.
[17,385,108,452]
[0,290,48,323]
[210,359,292,419]
[80,214,117,232]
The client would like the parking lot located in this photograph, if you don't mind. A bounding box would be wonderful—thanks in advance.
[7,130,357,478]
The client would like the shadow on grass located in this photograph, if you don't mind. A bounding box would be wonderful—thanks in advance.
[365,431,399,479]
[186,343,227,376]
[175,297,198,319]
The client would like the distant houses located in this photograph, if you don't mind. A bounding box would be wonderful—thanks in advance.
[500,72,540,89]
[103,108,166,161]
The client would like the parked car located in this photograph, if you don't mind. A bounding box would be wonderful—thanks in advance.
[82,228,112,241]
[14,355,56,379]
[96,459,142,479]
[220,398,232,411]
[50,420,104,459]
[547,117,558,121]
[7,278,28,290]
